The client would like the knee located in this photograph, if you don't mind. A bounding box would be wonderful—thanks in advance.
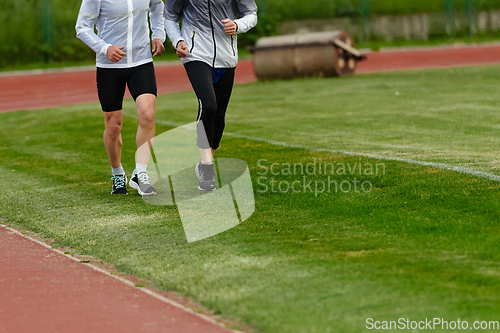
[139,108,155,127]
[105,123,122,140]
[201,101,218,120]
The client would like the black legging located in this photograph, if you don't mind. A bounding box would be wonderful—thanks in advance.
[184,61,235,150]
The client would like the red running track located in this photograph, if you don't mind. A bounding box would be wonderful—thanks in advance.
[356,44,500,73]
[0,226,234,333]
[0,60,256,113]
[2,44,500,113]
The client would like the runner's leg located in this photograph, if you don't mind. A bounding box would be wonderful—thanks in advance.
[127,63,157,166]
[126,63,158,195]
[212,68,235,152]
[134,95,156,165]
[97,67,127,169]
[103,112,124,168]
[184,61,217,161]
[97,67,128,194]
[184,61,218,190]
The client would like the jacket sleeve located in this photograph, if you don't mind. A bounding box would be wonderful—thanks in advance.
[75,0,111,56]
[164,0,185,49]
[234,0,258,34]
[149,0,166,42]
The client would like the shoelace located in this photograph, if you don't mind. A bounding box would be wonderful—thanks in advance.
[112,175,126,188]
[138,172,151,185]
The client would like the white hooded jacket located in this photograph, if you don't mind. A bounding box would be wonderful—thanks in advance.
[76,0,166,68]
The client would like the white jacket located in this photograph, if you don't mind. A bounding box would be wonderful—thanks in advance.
[76,0,166,68]
[164,0,258,68]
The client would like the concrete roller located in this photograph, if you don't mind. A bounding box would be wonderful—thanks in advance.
[250,31,365,80]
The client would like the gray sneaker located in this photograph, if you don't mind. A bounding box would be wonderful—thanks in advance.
[129,170,156,196]
[195,162,216,191]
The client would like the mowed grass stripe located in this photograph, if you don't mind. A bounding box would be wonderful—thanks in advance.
[149,65,500,175]
[124,112,500,183]
[1,68,500,332]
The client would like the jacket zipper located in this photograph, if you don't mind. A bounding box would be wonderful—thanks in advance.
[207,0,217,67]
[231,35,235,56]
[190,31,196,53]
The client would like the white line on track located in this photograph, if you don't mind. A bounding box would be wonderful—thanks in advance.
[126,114,500,183]
[0,224,243,333]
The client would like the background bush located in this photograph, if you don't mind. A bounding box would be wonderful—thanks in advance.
[0,0,94,67]
[265,0,500,20]
[2,0,500,68]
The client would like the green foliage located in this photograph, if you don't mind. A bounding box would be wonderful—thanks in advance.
[0,0,42,67]
[0,0,93,67]
[265,0,500,19]
[2,0,500,68]
[52,0,96,62]
[242,0,500,54]
[238,0,280,49]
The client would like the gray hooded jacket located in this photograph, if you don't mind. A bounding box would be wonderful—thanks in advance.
[164,0,258,68]
[76,0,166,68]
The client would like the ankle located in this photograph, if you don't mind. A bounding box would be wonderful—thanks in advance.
[136,163,147,173]
[112,165,125,176]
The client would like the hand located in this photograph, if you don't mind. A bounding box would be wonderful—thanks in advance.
[222,19,237,36]
[152,38,165,57]
[176,40,189,58]
[107,46,126,62]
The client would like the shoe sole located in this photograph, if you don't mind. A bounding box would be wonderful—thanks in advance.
[129,179,156,196]
[198,185,216,192]
[111,176,128,195]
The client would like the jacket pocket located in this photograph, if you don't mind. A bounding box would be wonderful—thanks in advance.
[231,35,235,56]
[190,31,196,53]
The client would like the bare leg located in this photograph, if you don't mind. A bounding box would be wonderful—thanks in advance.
[200,148,213,165]
[103,111,123,168]
[211,148,216,157]
[135,94,156,165]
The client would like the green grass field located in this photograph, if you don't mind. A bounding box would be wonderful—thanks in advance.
[1,65,500,332]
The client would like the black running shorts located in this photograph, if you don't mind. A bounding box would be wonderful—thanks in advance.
[96,62,157,112]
